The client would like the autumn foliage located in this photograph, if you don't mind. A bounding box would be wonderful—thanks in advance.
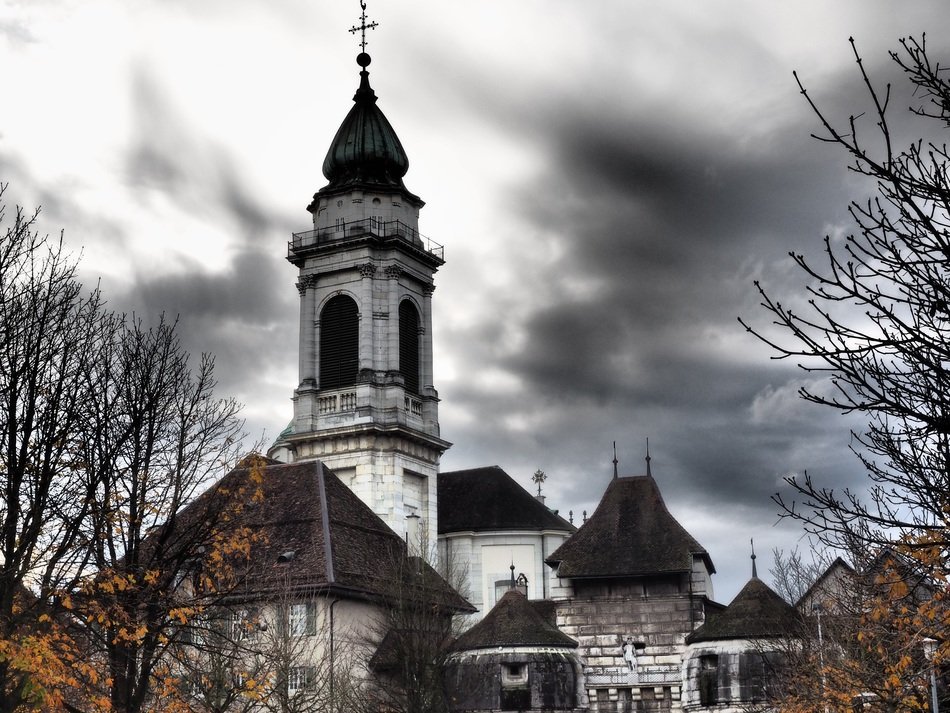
[0,186,253,712]
[774,549,943,712]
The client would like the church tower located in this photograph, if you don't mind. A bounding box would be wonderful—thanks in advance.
[269,43,449,545]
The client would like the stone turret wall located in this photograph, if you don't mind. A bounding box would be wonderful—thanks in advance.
[556,576,706,713]
[682,640,784,712]
[446,649,581,713]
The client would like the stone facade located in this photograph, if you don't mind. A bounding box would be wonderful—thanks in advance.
[448,648,583,713]
[682,640,782,712]
[555,576,708,713]
[441,530,572,620]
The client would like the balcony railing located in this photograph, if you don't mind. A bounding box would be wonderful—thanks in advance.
[404,396,423,418]
[290,218,443,261]
[315,389,424,421]
[317,392,357,415]
[584,664,680,687]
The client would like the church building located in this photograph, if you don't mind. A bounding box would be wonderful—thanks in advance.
[252,16,793,713]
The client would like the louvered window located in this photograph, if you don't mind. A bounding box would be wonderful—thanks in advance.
[399,300,420,394]
[320,296,359,389]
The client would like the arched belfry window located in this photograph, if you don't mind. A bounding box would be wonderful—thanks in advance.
[399,299,420,394]
[320,295,359,389]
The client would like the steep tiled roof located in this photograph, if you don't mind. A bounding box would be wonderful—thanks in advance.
[181,457,471,609]
[545,475,713,578]
[438,466,575,534]
[687,577,800,643]
[453,590,577,651]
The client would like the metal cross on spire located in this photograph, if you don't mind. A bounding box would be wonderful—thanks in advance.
[349,1,379,53]
[532,468,547,497]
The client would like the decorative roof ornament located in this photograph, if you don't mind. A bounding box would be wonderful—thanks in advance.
[612,441,619,479]
[532,468,547,497]
[750,538,758,578]
[319,0,413,193]
[645,438,652,478]
[349,1,379,57]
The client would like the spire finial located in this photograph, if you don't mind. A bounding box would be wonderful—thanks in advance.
[645,438,652,477]
[612,441,619,480]
[349,1,379,59]
[532,468,547,497]
[510,562,516,589]
[750,538,758,578]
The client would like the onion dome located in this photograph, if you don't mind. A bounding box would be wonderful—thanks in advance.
[321,53,410,190]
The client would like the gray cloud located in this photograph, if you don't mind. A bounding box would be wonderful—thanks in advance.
[0,18,36,45]
[8,1,950,604]
[434,35,915,601]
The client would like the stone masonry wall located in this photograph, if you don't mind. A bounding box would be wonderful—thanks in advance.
[556,577,706,713]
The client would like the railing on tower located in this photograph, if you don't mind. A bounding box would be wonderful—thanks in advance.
[317,391,358,415]
[289,218,444,260]
[314,387,427,426]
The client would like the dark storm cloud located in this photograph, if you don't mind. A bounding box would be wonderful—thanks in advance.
[436,44,885,593]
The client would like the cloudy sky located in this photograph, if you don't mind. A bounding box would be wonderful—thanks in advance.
[3,0,950,602]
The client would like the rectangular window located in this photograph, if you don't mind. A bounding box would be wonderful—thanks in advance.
[228,609,252,640]
[287,666,315,693]
[289,602,316,636]
[699,654,719,706]
[501,663,528,687]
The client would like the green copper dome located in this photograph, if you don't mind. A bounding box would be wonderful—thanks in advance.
[321,58,410,190]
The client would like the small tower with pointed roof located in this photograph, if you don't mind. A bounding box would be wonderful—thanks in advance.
[682,547,799,711]
[447,588,584,713]
[545,462,715,711]
[269,14,448,544]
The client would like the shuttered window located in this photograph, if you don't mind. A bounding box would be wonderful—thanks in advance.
[699,655,719,706]
[399,300,420,394]
[319,296,359,389]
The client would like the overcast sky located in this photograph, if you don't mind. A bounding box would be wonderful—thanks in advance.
[3,1,950,602]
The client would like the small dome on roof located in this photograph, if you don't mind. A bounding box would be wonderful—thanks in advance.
[321,56,410,190]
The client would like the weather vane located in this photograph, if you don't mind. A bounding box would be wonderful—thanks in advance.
[349,1,379,54]
[532,469,547,497]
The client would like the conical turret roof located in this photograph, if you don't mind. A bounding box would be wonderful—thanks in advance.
[321,55,410,192]
[687,577,800,643]
[453,590,577,651]
[546,475,713,578]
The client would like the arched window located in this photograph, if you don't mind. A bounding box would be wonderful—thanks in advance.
[399,300,420,394]
[319,295,359,389]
